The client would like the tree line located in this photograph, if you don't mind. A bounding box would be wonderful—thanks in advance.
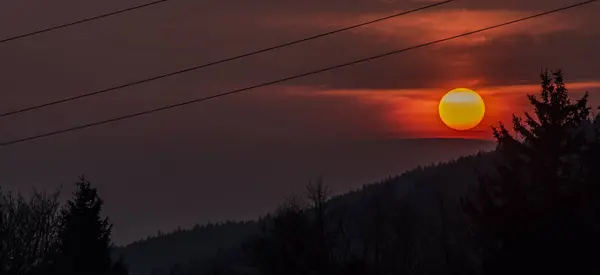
[0,176,128,275]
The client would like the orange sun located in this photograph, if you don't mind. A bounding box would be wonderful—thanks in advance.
[438,88,485,131]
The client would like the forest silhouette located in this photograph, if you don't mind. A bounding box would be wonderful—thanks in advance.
[2,69,600,275]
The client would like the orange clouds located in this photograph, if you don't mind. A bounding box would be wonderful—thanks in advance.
[262,8,592,47]
[311,87,493,139]
[366,9,587,43]
[286,81,600,140]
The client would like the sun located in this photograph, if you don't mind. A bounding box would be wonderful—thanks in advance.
[438,88,485,131]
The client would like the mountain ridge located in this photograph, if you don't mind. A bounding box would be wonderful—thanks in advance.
[118,146,495,275]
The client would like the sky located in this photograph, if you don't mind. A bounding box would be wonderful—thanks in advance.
[0,0,599,244]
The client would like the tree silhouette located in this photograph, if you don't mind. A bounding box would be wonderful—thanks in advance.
[53,176,126,275]
[305,178,333,274]
[0,188,62,275]
[239,178,428,275]
[463,69,598,274]
[245,192,314,275]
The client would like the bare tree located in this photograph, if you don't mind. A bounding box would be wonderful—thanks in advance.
[305,178,333,273]
[306,178,331,245]
[0,188,61,274]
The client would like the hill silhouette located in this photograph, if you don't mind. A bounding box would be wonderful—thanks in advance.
[118,150,496,275]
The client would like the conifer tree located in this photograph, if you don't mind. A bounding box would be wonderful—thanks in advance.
[463,69,596,274]
[54,176,126,275]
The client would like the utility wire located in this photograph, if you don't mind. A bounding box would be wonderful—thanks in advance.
[0,0,454,117]
[0,0,596,147]
[0,0,172,45]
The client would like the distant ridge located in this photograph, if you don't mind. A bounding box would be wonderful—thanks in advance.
[118,149,495,275]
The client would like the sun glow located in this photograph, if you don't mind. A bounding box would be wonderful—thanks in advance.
[438,88,485,131]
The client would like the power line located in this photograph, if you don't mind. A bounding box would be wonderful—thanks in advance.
[0,0,172,45]
[0,0,454,117]
[0,0,596,147]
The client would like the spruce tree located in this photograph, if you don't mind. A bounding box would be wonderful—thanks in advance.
[54,176,120,275]
[463,69,596,274]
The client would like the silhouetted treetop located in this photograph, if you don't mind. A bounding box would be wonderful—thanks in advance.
[464,69,599,275]
[55,176,121,275]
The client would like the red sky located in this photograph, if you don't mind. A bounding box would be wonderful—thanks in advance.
[0,0,598,243]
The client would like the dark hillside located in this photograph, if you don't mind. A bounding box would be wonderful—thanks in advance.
[120,150,495,275]
[117,221,260,275]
